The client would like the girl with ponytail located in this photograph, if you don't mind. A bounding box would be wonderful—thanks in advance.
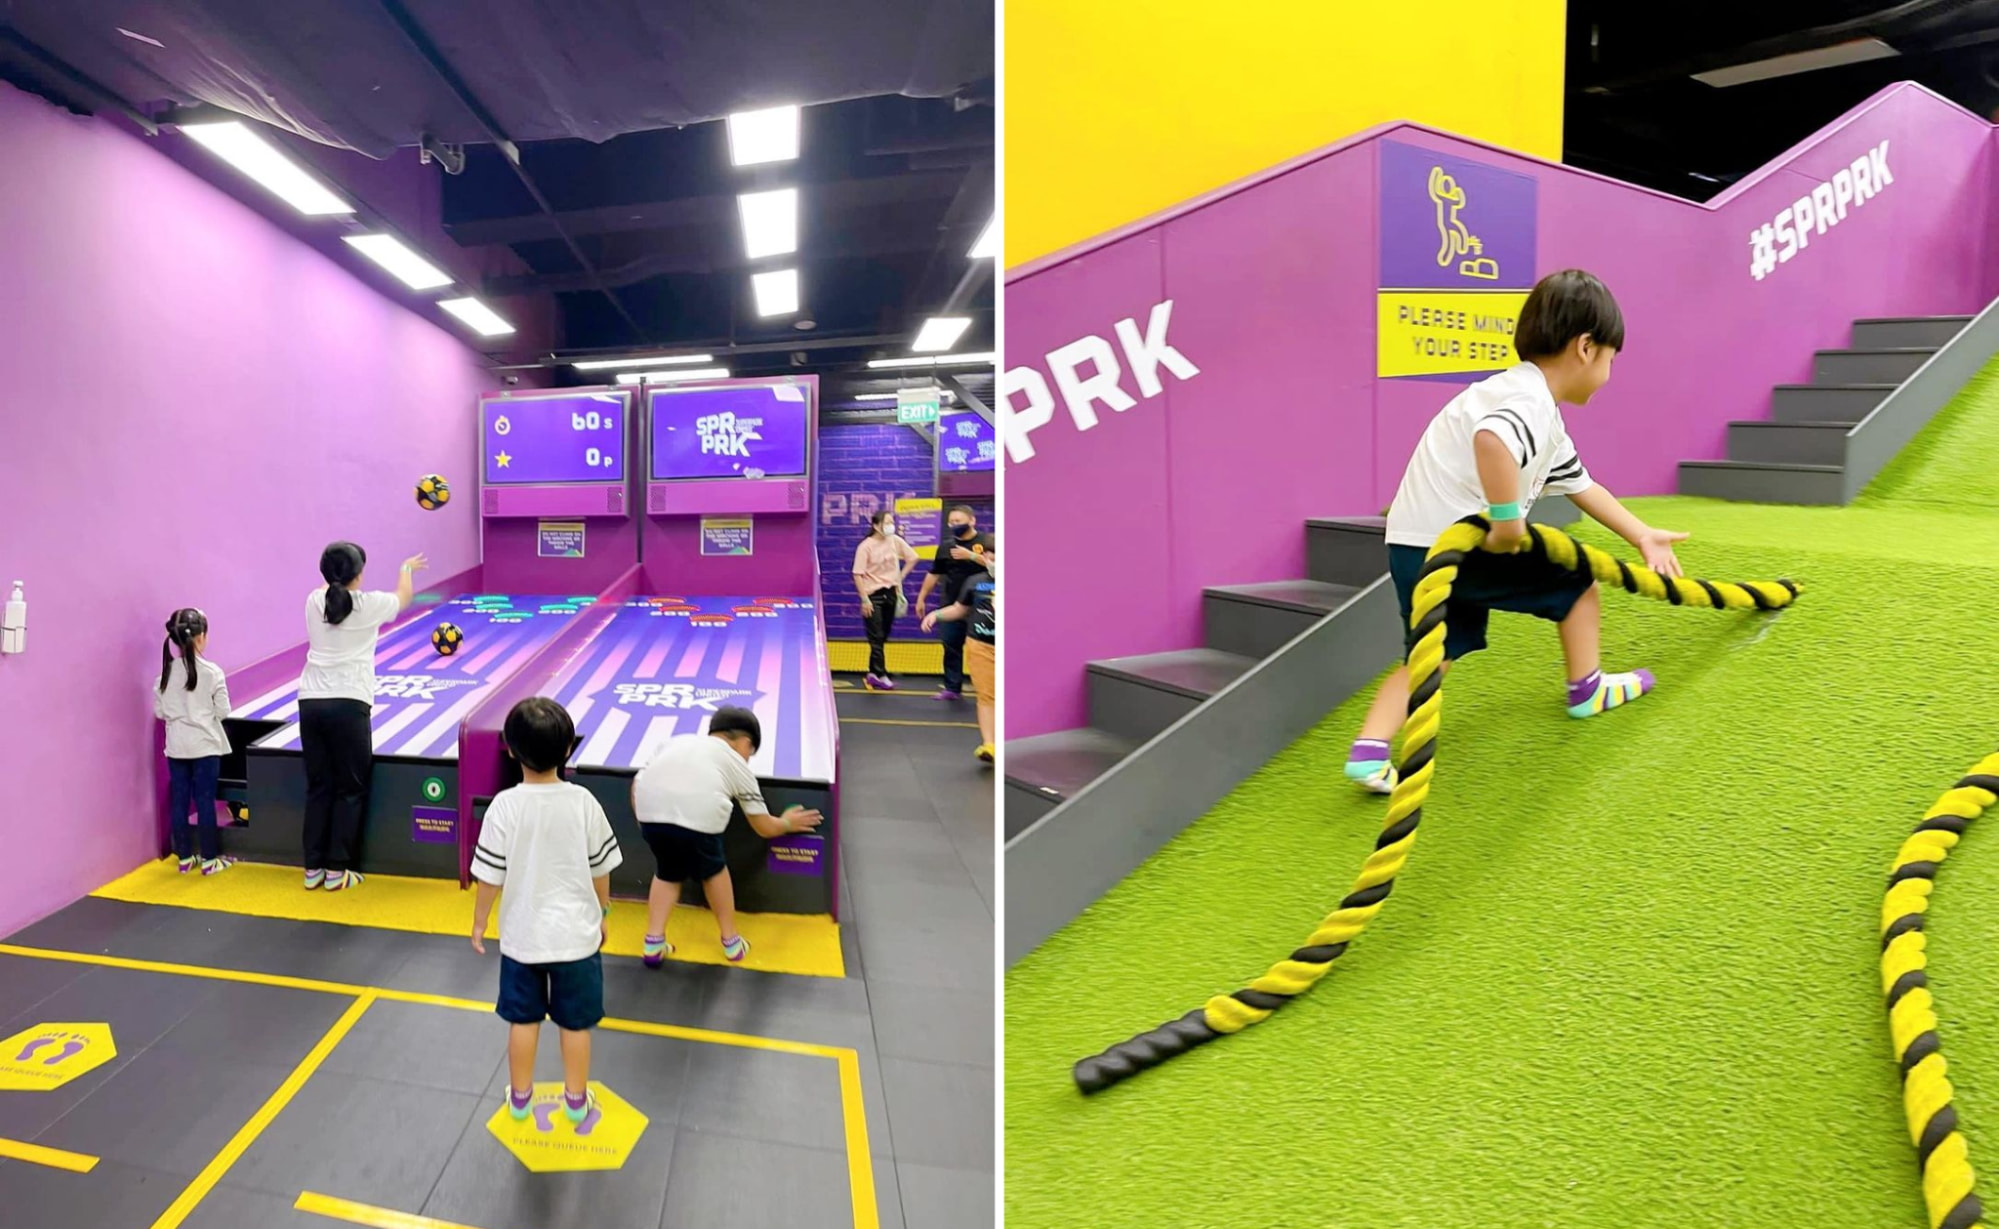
[153,607,236,875]
[296,541,427,891]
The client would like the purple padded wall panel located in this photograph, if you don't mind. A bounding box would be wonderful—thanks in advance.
[483,485,627,517]
[647,479,810,514]
[482,517,640,596]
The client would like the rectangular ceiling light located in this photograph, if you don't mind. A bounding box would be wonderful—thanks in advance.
[615,368,731,384]
[856,390,955,402]
[738,188,799,260]
[752,268,800,317]
[182,121,353,215]
[1692,38,1898,88]
[342,234,452,290]
[912,317,973,353]
[571,354,715,371]
[437,296,516,337]
[867,351,996,369]
[727,105,801,166]
[969,215,997,259]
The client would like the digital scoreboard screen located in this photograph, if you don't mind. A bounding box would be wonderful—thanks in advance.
[649,383,809,481]
[482,392,628,485]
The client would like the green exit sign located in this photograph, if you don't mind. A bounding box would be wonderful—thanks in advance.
[896,390,941,424]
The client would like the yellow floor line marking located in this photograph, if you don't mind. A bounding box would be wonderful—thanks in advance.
[150,992,376,1229]
[296,1191,484,1229]
[0,943,362,996]
[0,1136,99,1173]
[840,716,980,728]
[837,1050,881,1226]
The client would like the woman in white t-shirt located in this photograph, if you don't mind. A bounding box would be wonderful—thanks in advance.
[298,540,425,892]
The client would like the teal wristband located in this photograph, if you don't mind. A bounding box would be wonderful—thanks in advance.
[1487,501,1522,522]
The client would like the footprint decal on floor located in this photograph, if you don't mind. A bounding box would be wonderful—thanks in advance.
[44,1040,83,1066]
[530,1098,603,1135]
[12,1035,54,1063]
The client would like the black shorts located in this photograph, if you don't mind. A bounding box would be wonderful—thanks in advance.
[1388,543,1594,660]
[641,822,728,883]
[497,952,603,1031]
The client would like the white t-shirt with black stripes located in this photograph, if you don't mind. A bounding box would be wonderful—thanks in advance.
[1384,362,1594,548]
[471,781,623,965]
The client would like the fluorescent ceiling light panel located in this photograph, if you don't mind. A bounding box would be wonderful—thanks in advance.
[738,189,799,259]
[342,234,452,290]
[912,317,973,353]
[182,121,353,215]
[1692,38,1897,88]
[866,352,996,369]
[437,297,516,336]
[571,354,714,370]
[856,390,954,402]
[727,105,801,166]
[615,368,731,384]
[969,215,997,259]
[752,268,800,317]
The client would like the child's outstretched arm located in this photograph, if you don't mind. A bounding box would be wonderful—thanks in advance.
[1565,484,1688,576]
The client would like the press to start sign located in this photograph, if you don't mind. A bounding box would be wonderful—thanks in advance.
[0,1023,117,1090]
[487,1081,648,1172]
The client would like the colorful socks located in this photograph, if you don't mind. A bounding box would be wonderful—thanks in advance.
[643,934,669,969]
[1344,739,1396,794]
[1567,668,1656,718]
[563,1087,593,1123]
[722,934,750,963]
[508,1086,533,1121]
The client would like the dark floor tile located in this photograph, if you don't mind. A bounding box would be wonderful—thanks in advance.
[214,918,417,986]
[183,1183,331,1229]
[660,1130,853,1229]
[599,955,721,1028]
[225,1072,484,1207]
[4,896,156,950]
[876,1058,992,1171]
[0,966,214,1058]
[479,1025,697,1130]
[848,877,992,935]
[895,1160,994,1229]
[866,981,993,1069]
[422,1109,676,1229]
[677,1046,846,1152]
[0,1154,184,1229]
[855,918,991,993]
[700,971,874,1051]
[378,943,508,1003]
[0,955,92,1023]
[151,980,353,1068]
[34,1046,295,1176]
[319,999,507,1095]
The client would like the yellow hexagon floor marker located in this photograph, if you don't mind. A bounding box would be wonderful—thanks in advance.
[0,1022,116,1090]
[485,1081,647,1172]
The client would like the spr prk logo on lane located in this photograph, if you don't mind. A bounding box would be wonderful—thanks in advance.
[1748,140,1894,281]
[612,683,758,711]
[696,412,762,458]
[1001,299,1200,465]
[376,674,482,700]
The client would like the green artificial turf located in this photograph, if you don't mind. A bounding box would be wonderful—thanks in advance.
[1004,358,1999,1228]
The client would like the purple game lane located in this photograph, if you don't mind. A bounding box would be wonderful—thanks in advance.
[233,596,593,759]
[545,597,833,782]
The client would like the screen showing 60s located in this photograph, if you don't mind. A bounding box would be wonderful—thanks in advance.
[483,393,627,485]
[649,384,809,481]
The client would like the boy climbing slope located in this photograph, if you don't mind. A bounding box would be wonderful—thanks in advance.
[1347,269,1690,795]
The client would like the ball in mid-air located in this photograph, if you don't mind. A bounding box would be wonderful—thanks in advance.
[415,474,450,511]
[432,622,463,656]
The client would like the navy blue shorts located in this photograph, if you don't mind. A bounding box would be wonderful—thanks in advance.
[497,952,603,1032]
[1388,543,1594,660]
[642,822,728,884]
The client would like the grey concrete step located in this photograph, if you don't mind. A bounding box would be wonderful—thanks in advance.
[1678,459,1845,505]
[1725,419,1852,466]
[1813,348,1935,385]
[1305,517,1388,586]
[1852,315,1972,349]
[1002,727,1138,838]
[1770,384,1893,423]
[1203,579,1359,658]
[1086,648,1258,743]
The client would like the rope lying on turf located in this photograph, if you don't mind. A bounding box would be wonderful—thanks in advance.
[1071,516,1801,1094]
[1883,756,1999,1229]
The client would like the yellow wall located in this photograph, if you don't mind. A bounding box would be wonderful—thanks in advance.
[1005,2,1568,266]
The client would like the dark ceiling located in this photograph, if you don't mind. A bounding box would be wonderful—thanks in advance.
[1567,0,1999,198]
[0,0,994,409]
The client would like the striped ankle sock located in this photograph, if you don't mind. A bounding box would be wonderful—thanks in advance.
[1567,668,1656,717]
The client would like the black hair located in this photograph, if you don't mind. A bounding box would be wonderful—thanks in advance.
[1514,269,1625,360]
[869,510,893,534]
[946,505,976,526]
[709,705,762,753]
[319,542,366,625]
[159,608,209,693]
[503,696,576,774]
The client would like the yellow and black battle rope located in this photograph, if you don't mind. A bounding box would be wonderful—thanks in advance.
[1071,516,1800,1094]
[1882,755,1999,1229]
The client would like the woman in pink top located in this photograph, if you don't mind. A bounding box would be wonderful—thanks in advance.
[852,510,917,690]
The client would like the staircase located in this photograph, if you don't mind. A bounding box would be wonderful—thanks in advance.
[1678,315,1971,503]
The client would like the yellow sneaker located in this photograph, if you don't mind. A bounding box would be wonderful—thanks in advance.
[975,743,994,763]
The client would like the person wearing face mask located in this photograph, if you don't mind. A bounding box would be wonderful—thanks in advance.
[914,505,995,701]
[852,509,917,690]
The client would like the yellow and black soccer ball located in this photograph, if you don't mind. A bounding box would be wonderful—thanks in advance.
[432,622,464,656]
[415,474,451,510]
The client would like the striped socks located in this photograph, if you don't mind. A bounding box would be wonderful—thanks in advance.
[1344,739,1396,794]
[1566,668,1656,718]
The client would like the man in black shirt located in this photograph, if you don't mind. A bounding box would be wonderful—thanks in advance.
[914,504,994,701]
[922,538,997,762]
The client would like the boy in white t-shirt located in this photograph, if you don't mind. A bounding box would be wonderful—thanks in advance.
[471,697,622,1125]
[1348,270,1691,794]
[630,707,821,967]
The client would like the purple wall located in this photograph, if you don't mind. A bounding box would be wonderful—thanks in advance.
[815,423,996,639]
[0,83,503,936]
[1004,82,1999,738]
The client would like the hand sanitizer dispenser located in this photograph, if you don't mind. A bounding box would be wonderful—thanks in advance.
[2,581,25,655]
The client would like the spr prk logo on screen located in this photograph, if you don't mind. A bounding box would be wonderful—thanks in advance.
[375,674,481,700]
[696,412,763,458]
[1748,140,1894,281]
[612,683,758,711]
